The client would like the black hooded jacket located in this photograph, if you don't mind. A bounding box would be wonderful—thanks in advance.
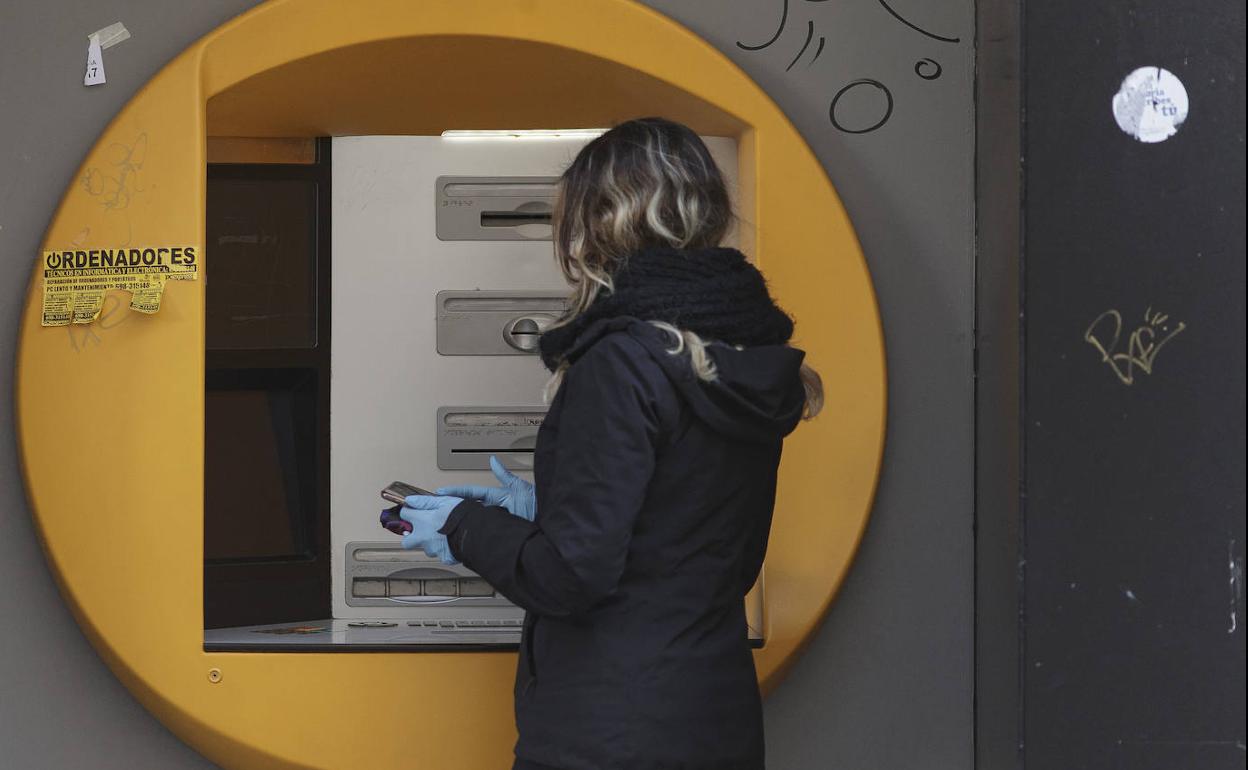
[439,316,807,770]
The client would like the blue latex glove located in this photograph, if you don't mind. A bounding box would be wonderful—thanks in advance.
[399,494,463,565]
[436,455,536,522]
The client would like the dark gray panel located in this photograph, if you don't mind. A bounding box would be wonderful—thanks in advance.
[975,0,1023,768]
[1022,2,1247,768]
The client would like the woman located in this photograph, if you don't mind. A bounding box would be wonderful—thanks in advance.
[400,117,822,770]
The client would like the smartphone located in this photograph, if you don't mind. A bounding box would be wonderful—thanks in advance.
[381,481,433,506]
[378,482,434,536]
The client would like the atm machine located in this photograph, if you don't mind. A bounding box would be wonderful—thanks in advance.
[204,132,763,650]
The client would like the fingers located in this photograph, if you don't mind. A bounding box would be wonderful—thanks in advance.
[436,485,496,502]
[399,496,452,523]
[403,494,457,509]
[437,486,507,507]
[490,455,519,485]
[491,455,534,495]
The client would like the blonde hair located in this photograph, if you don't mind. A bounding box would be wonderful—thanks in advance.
[543,118,822,419]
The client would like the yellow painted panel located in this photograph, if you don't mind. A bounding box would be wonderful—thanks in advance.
[16,1,885,768]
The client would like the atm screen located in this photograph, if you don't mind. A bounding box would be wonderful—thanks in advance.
[204,368,319,563]
[206,177,318,350]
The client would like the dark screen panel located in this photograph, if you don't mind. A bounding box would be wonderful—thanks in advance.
[206,178,318,350]
[204,369,318,563]
[204,142,331,632]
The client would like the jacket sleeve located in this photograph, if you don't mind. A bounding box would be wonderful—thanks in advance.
[438,333,672,618]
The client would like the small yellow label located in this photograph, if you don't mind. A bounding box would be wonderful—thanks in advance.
[40,246,198,326]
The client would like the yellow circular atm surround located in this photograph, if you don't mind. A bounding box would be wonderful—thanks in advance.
[15,1,886,768]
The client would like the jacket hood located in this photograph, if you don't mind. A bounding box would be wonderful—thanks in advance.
[562,317,808,442]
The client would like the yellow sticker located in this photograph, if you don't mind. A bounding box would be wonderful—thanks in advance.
[40,246,198,326]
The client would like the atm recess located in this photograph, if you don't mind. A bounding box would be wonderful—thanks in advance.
[201,135,770,651]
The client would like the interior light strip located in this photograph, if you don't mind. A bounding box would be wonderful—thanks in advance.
[440,128,609,140]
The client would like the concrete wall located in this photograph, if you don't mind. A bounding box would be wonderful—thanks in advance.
[0,1,975,767]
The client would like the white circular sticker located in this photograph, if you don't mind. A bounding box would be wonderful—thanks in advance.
[1112,67,1189,143]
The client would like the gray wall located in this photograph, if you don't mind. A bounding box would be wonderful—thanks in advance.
[0,2,975,768]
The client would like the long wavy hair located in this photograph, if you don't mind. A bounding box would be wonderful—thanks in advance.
[544,117,822,419]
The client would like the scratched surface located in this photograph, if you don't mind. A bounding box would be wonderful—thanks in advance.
[1023,1,1247,767]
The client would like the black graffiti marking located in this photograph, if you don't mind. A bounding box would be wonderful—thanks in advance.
[786,20,814,70]
[785,20,826,71]
[736,0,827,71]
[915,58,942,79]
[737,0,788,50]
[875,0,960,43]
[810,35,826,65]
[829,79,894,134]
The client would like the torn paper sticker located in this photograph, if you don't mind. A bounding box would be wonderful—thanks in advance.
[85,34,105,86]
[83,23,128,87]
[1112,67,1189,143]
[40,246,198,326]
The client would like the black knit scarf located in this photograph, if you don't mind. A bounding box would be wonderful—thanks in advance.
[538,246,794,372]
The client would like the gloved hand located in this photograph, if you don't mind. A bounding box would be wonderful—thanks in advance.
[399,494,463,565]
[436,455,537,522]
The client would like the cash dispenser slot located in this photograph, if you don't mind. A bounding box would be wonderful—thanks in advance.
[479,210,553,228]
[436,290,567,355]
[437,406,545,470]
[436,176,559,240]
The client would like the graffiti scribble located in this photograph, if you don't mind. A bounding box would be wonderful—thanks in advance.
[915,57,942,79]
[786,20,827,71]
[81,132,148,211]
[874,0,961,43]
[830,79,894,133]
[1084,306,1186,386]
[736,0,789,50]
[66,292,131,352]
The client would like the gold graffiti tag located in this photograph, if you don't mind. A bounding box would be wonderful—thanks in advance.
[81,133,147,211]
[1084,307,1186,386]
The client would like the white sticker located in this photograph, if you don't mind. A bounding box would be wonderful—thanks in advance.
[84,34,105,86]
[1112,67,1189,143]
